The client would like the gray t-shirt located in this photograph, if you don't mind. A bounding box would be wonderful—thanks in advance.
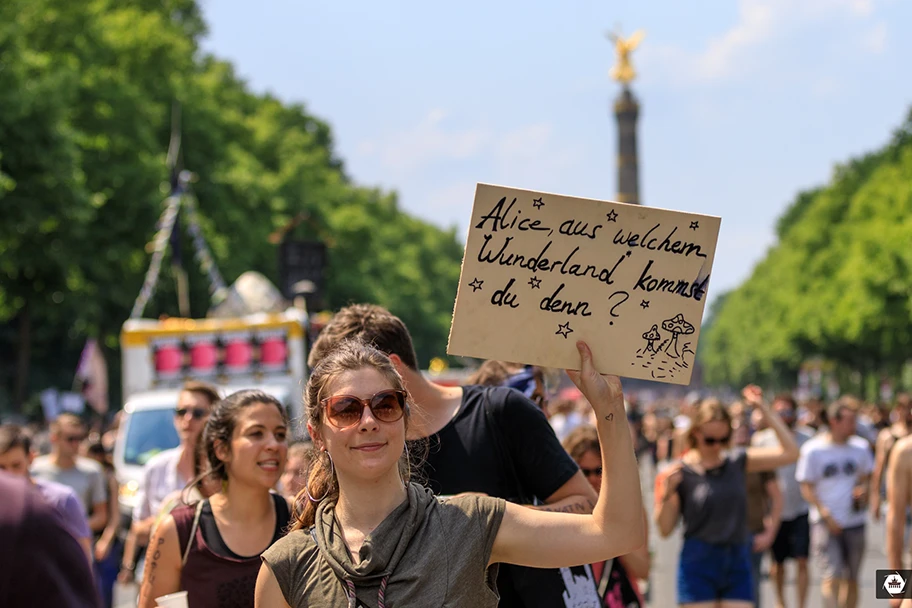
[263,487,505,608]
[31,455,106,516]
[752,427,812,520]
[678,449,749,545]
[33,478,92,541]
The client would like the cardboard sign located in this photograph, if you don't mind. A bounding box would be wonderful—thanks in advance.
[447,184,721,385]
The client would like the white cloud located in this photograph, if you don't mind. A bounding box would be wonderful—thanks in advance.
[644,0,885,84]
[422,181,478,230]
[849,0,875,16]
[810,76,841,97]
[355,113,586,233]
[861,21,888,53]
[357,109,488,173]
[696,1,776,81]
[495,123,553,161]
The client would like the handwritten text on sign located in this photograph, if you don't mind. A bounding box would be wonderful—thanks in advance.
[446,184,721,385]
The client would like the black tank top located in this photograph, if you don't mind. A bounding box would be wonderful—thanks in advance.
[173,493,291,608]
[198,493,290,558]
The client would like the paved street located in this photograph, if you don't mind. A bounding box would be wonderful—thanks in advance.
[640,459,891,608]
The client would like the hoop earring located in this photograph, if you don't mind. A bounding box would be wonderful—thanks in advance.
[305,451,334,503]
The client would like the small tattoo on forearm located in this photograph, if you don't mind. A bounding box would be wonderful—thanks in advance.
[543,502,588,514]
[604,413,614,421]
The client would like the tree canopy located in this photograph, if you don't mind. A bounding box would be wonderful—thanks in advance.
[699,110,912,394]
[0,0,464,411]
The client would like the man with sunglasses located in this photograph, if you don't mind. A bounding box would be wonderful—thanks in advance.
[119,380,218,582]
[32,413,109,539]
[309,304,601,608]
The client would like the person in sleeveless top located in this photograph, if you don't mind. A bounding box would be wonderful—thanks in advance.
[138,390,291,608]
[255,339,645,608]
[654,386,800,608]
[871,393,912,520]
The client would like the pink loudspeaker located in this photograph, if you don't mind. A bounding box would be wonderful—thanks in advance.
[155,345,183,375]
[224,340,252,370]
[190,342,218,372]
[260,338,287,367]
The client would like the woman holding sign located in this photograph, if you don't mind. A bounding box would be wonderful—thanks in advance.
[654,387,799,608]
[255,339,645,607]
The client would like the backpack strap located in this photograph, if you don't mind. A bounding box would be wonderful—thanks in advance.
[180,501,204,567]
[596,558,614,598]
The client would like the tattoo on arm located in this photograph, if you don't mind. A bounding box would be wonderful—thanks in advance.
[604,413,614,421]
[147,537,164,586]
[138,535,167,606]
[539,499,596,514]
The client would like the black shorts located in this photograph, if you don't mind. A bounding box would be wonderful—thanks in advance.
[771,513,810,563]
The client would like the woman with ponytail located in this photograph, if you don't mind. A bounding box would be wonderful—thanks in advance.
[138,390,290,608]
[256,339,646,608]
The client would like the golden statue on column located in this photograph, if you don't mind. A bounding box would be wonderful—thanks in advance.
[607,29,645,85]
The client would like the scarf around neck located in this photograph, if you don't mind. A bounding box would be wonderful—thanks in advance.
[313,482,441,606]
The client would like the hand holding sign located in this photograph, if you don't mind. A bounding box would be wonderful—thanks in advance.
[566,341,624,420]
[447,184,721,385]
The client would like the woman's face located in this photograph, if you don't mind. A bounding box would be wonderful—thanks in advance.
[576,450,602,494]
[694,420,731,457]
[312,367,406,484]
[219,402,288,490]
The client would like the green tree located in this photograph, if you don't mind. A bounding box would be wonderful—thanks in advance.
[701,109,912,393]
[0,0,466,412]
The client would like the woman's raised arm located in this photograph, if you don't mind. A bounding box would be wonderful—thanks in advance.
[490,341,646,568]
[742,385,799,473]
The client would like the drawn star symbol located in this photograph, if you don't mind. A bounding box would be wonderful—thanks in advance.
[532,197,544,209]
[640,300,650,309]
[556,322,573,339]
[689,221,699,231]
[606,209,618,223]
[468,278,483,292]
[528,276,542,289]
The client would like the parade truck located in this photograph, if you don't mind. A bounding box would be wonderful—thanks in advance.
[113,307,309,521]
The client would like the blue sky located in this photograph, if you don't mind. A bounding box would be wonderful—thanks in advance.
[200,0,912,305]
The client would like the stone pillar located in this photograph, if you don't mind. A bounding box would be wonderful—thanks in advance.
[614,86,641,205]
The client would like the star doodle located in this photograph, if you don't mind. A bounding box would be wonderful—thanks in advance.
[556,322,573,339]
[468,278,483,292]
[606,209,618,223]
[689,221,699,231]
[640,300,649,309]
[532,197,544,210]
[528,276,542,289]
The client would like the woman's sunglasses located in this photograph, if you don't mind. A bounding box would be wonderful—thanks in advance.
[702,434,731,446]
[321,389,407,429]
[581,466,603,477]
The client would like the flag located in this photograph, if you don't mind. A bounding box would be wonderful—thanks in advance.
[75,339,109,414]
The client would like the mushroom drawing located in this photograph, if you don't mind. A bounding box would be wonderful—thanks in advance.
[642,324,661,354]
[662,314,695,359]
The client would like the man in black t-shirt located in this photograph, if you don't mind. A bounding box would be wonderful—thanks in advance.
[309,304,601,607]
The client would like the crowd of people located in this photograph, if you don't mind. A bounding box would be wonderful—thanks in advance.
[1,302,912,608]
